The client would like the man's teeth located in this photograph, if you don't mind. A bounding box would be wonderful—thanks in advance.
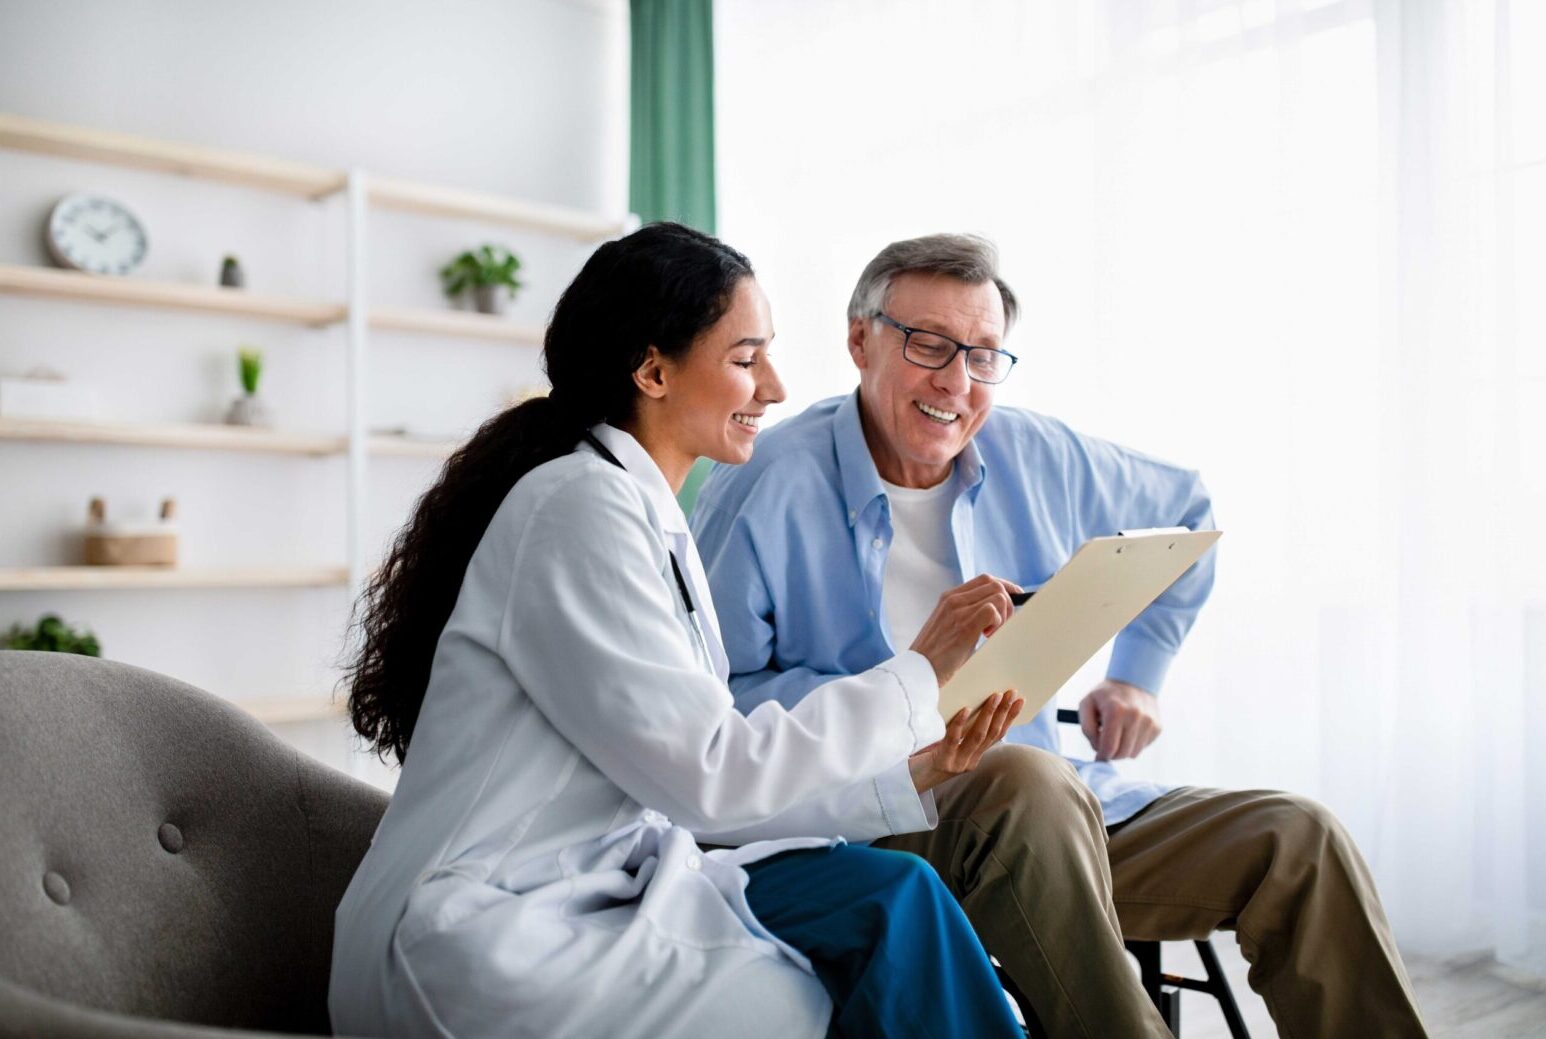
[732,413,760,429]
[915,401,959,423]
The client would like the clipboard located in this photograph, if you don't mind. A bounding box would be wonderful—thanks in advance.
[939,528,1221,726]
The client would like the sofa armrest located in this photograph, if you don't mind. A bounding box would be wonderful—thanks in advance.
[0,975,364,1039]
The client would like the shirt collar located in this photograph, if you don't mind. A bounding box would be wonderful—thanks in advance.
[833,389,988,523]
[834,391,887,527]
[584,424,690,537]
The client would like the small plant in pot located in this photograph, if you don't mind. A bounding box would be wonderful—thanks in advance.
[225,346,273,427]
[440,244,523,315]
[2,613,101,656]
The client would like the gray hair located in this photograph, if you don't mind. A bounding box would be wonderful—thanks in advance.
[846,233,1018,332]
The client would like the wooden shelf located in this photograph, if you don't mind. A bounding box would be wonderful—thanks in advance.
[0,566,350,591]
[368,434,460,459]
[369,305,545,344]
[0,264,347,326]
[368,176,627,241]
[0,417,462,460]
[0,417,344,456]
[0,112,345,198]
[236,694,347,726]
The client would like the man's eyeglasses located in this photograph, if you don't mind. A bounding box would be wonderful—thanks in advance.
[873,313,1018,385]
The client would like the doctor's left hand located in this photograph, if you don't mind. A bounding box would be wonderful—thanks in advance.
[909,690,1023,794]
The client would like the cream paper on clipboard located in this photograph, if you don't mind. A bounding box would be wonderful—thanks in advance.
[938,528,1222,727]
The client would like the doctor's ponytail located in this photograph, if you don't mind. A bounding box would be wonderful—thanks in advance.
[346,223,753,765]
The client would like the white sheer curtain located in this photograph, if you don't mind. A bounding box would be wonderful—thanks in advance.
[716,0,1544,974]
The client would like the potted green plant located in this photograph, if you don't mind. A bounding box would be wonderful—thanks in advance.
[1,613,101,656]
[225,346,272,427]
[440,244,523,315]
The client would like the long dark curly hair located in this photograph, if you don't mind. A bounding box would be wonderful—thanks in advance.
[345,222,754,765]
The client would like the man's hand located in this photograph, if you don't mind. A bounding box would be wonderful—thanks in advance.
[909,690,1023,794]
[1078,679,1161,761]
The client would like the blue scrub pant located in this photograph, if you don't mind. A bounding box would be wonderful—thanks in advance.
[743,844,1023,1039]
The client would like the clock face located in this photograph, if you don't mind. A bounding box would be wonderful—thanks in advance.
[45,194,149,275]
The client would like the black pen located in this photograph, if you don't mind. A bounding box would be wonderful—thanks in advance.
[1010,589,1035,606]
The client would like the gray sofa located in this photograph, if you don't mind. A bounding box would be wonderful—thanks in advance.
[0,651,388,1038]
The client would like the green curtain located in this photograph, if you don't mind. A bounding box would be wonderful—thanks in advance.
[630,0,717,233]
[631,0,718,513]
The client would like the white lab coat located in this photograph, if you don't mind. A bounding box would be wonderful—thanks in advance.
[329,425,946,1039]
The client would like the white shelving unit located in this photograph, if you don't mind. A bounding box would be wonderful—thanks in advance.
[0,416,460,459]
[0,566,350,592]
[0,263,347,326]
[369,305,545,345]
[0,111,628,721]
[237,694,347,726]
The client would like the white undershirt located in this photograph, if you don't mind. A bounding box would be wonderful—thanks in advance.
[880,474,960,651]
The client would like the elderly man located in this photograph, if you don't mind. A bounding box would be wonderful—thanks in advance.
[690,234,1427,1038]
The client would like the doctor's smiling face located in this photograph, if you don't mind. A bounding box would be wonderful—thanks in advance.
[848,271,1006,489]
[633,276,785,487]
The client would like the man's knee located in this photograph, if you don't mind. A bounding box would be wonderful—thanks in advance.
[963,743,1086,797]
[940,744,1101,838]
[1252,791,1361,874]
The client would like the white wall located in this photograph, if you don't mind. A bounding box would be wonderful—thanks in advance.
[0,0,629,783]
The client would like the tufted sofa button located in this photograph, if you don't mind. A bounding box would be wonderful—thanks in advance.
[43,871,70,905]
[158,823,185,854]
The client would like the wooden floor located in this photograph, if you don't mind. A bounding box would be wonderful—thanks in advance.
[1167,940,1546,1038]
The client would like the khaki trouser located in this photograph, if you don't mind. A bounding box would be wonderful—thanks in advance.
[872,744,1429,1039]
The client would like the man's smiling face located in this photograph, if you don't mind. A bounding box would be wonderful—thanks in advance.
[848,271,1007,488]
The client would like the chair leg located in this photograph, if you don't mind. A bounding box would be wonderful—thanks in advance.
[1127,939,1184,1032]
[994,961,1045,1037]
[1194,939,1251,1039]
[1159,988,1183,1035]
[1126,939,1159,1001]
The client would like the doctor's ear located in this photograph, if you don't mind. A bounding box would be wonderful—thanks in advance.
[847,317,871,371]
[632,346,670,401]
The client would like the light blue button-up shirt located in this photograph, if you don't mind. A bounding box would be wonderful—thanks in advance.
[691,391,1217,825]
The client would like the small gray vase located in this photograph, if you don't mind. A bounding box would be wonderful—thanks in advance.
[225,392,272,427]
[472,284,507,315]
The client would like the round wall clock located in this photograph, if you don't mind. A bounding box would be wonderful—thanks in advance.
[44,193,149,275]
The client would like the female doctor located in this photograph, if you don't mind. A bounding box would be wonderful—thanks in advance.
[331,222,1026,1038]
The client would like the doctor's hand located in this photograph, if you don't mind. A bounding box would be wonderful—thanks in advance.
[1079,679,1162,761]
[909,574,1021,687]
[909,690,1024,794]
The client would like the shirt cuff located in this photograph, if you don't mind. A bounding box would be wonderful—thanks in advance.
[873,759,937,835]
[1107,633,1175,695]
[875,649,945,750]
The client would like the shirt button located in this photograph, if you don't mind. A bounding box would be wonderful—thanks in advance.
[686,854,702,871]
[871,537,884,550]
[642,809,664,825]
[848,509,857,521]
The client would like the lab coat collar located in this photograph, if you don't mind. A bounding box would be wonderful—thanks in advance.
[586,424,690,538]
[582,424,730,681]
